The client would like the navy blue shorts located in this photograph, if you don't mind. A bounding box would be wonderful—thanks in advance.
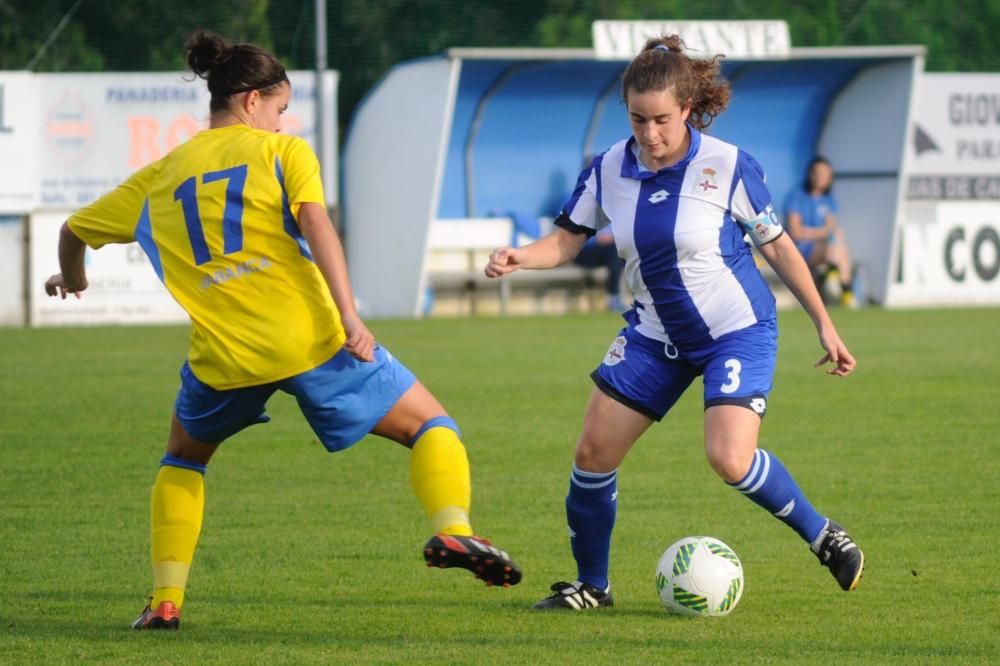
[592,319,777,421]
[174,345,417,452]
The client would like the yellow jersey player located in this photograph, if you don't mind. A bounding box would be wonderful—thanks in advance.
[44,30,521,631]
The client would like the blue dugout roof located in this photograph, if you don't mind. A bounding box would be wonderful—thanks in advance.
[437,50,909,224]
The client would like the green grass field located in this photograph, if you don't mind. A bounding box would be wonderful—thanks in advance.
[1,308,998,663]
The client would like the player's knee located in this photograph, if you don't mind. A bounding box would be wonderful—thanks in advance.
[408,415,461,447]
[160,452,209,475]
[705,444,753,484]
[573,435,615,473]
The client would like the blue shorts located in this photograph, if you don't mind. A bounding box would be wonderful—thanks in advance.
[174,345,417,452]
[592,319,777,421]
[795,239,817,261]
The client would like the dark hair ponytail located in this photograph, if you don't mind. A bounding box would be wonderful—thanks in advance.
[804,156,833,194]
[184,30,288,113]
[621,35,731,130]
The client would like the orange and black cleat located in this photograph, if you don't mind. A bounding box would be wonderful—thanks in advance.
[423,534,522,588]
[131,599,180,630]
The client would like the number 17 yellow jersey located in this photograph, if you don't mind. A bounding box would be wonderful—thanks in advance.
[68,124,346,389]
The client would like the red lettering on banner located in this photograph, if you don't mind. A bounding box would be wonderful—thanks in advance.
[127,117,161,168]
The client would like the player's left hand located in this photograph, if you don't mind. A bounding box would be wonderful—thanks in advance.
[341,312,375,362]
[815,328,855,377]
[44,273,87,300]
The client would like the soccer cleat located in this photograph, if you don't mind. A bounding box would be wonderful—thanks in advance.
[423,534,522,587]
[532,581,614,610]
[131,599,180,630]
[811,520,865,591]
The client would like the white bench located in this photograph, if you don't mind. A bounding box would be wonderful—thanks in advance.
[426,218,608,315]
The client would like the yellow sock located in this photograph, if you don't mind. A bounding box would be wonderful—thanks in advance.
[410,425,473,536]
[149,464,205,609]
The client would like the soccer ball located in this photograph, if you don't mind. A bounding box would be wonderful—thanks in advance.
[655,536,743,617]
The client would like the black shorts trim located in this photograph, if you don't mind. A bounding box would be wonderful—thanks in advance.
[554,213,597,238]
[704,395,768,419]
[590,369,662,421]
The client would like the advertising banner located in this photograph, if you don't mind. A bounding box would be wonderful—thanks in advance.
[890,73,1000,305]
[592,20,791,60]
[29,211,188,326]
[36,70,338,210]
[0,72,39,214]
[892,202,1000,305]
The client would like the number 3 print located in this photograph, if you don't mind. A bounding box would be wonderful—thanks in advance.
[721,358,741,394]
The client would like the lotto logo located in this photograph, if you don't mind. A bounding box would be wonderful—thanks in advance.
[749,398,767,414]
[648,189,669,203]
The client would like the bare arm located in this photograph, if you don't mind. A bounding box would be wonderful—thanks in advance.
[758,232,855,376]
[484,227,589,278]
[297,202,374,362]
[44,223,89,299]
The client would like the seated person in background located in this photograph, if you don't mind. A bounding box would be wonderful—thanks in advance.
[572,215,627,312]
[784,157,857,307]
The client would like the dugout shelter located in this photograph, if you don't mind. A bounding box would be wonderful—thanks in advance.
[343,44,925,318]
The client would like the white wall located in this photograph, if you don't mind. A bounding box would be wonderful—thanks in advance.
[343,58,459,318]
[0,217,23,324]
[817,58,919,305]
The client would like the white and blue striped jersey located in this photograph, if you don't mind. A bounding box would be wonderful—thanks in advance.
[556,127,784,351]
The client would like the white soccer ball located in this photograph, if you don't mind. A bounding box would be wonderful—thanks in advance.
[655,536,744,617]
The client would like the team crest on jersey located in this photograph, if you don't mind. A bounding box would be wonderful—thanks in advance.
[693,167,719,194]
[604,336,627,366]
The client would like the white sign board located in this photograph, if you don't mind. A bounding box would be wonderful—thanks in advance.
[29,211,188,326]
[0,72,39,213]
[0,216,24,324]
[890,73,1000,306]
[593,20,791,60]
[905,73,1000,200]
[890,202,1000,305]
[36,70,338,210]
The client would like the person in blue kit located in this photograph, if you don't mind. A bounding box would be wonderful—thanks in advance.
[784,156,857,307]
[573,225,627,312]
[485,35,864,610]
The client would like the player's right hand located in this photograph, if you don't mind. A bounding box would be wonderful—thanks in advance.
[484,247,521,278]
[44,273,87,299]
[341,312,375,362]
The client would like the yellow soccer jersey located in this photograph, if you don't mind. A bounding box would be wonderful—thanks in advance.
[68,125,345,389]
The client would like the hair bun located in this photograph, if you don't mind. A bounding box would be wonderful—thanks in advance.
[646,34,685,54]
[184,30,232,79]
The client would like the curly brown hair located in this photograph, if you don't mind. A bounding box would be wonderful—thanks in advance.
[621,35,731,130]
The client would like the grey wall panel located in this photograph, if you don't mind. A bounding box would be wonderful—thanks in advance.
[817,59,917,303]
[343,58,457,318]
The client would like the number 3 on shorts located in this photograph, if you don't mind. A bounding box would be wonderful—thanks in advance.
[721,358,742,394]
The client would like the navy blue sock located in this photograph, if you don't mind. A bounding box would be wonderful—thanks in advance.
[566,465,617,590]
[728,449,827,543]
